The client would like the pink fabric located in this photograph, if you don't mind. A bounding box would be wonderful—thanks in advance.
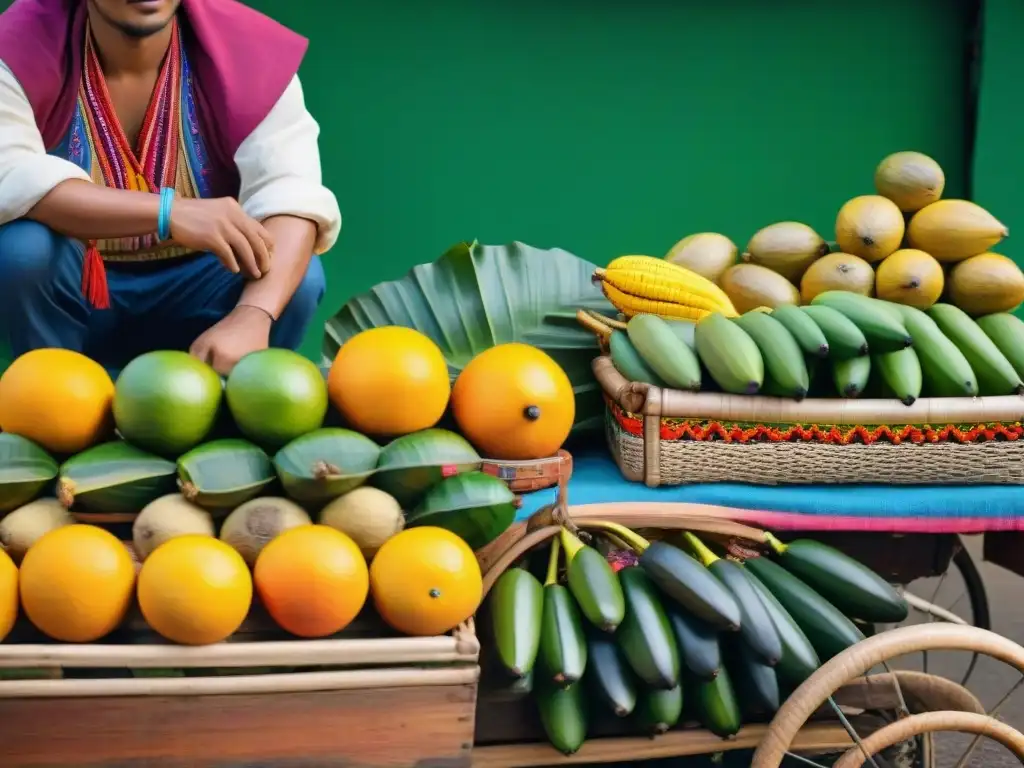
[0,0,308,162]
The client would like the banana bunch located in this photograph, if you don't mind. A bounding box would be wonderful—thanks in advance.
[484,523,908,755]
[580,290,1024,402]
[594,256,738,322]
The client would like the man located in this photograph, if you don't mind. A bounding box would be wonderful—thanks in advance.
[0,0,340,374]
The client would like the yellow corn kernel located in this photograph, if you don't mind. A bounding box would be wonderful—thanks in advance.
[599,257,737,316]
[597,269,735,315]
[601,283,711,321]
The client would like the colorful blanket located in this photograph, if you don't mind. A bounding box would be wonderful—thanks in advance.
[514,450,1024,533]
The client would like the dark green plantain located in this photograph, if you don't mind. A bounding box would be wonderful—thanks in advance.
[696,665,742,738]
[745,556,864,661]
[725,638,780,718]
[488,567,544,678]
[539,536,587,687]
[745,569,820,686]
[771,304,830,358]
[586,632,638,717]
[564,530,626,632]
[536,679,588,756]
[708,557,782,666]
[666,606,720,681]
[634,684,684,735]
[615,567,680,689]
[767,536,908,623]
[639,541,741,630]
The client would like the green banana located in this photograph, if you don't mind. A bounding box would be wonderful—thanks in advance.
[696,665,742,738]
[928,303,1023,395]
[536,678,588,755]
[666,606,720,681]
[562,528,626,633]
[664,318,697,349]
[635,684,684,735]
[891,304,978,397]
[615,566,680,689]
[538,538,587,687]
[726,638,780,718]
[765,534,908,623]
[609,330,666,387]
[489,566,544,678]
[976,313,1024,380]
[733,312,809,400]
[685,533,781,666]
[627,314,702,391]
[586,632,638,717]
[694,312,765,395]
[832,355,871,398]
[745,555,865,661]
[799,305,868,359]
[745,569,820,686]
[811,292,913,352]
[874,347,922,405]
[771,304,830,358]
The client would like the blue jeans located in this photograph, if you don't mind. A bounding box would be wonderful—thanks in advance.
[0,220,326,373]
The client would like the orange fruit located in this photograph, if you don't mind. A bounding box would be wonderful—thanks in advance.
[0,348,114,454]
[0,548,18,642]
[255,525,369,638]
[451,343,574,460]
[138,535,252,645]
[20,524,134,642]
[369,527,482,636]
[328,326,450,436]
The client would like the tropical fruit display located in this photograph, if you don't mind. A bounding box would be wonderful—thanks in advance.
[483,521,906,755]
[581,150,1023,405]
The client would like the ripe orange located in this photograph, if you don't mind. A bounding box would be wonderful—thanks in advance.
[20,524,135,642]
[369,527,482,636]
[255,524,369,638]
[0,548,17,642]
[328,326,451,436]
[0,348,115,454]
[451,343,575,460]
[138,535,252,645]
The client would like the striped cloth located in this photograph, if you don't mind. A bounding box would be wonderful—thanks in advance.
[514,450,1024,533]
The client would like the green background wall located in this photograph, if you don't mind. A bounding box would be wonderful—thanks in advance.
[0,0,976,367]
[252,0,969,361]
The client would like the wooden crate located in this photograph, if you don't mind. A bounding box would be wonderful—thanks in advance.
[0,606,480,767]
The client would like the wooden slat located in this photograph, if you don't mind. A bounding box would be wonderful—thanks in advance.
[472,723,854,766]
[0,683,477,767]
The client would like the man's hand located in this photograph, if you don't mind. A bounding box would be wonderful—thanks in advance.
[171,198,274,280]
[190,305,274,375]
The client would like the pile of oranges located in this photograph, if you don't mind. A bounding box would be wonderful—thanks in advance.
[1,521,483,646]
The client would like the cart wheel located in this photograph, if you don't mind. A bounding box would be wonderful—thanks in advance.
[750,624,1024,768]
[883,536,991,688]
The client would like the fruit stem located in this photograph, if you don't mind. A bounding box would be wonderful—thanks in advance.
[588,309,628,331]
[600,531,632,552]
[559,527,585,564]
[682,531,720,568]
[545,535,562,586]
[763,532,788,556]
[582,521,649,553]
[592,268,607,284]
[576,309,612,340]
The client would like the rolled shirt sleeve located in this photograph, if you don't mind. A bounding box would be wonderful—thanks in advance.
[0,61,93,226]
[234,74,341,254]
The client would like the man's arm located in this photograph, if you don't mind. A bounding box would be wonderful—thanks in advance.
[233,73,342,319]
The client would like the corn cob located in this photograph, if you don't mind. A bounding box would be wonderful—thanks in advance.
[600,283,711,321]
[595,256,737,319]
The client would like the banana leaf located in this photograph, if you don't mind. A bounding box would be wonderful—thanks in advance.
[322,241,612,432]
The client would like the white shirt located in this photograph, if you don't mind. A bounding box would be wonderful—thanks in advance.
[0,63,341,254]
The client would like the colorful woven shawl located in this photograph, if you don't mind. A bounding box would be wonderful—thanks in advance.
[55,19,213,307]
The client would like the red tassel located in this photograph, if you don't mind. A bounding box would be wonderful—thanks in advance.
[81,242,110,310]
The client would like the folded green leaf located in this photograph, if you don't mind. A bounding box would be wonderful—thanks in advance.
[178,439,275,512]
[58,440,177,514]
[0,433,58,513]
[274,428,380,506]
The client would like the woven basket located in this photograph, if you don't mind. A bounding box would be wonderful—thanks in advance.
[594,356,1024,487]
